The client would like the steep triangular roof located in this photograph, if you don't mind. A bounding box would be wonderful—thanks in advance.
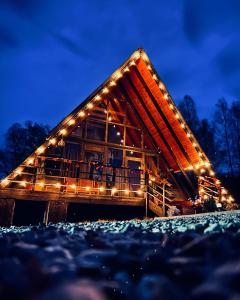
[1,48,215,188]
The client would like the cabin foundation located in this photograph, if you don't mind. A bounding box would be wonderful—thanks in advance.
[0,198,15,227]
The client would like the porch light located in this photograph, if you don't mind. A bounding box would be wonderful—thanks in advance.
[78,111,86,117]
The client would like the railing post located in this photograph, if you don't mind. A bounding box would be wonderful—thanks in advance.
[162,183,166,217]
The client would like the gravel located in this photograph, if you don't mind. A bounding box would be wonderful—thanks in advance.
[0,210,240,300]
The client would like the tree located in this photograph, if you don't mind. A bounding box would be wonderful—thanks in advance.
[230,101,240,174]
[178,95,200,135]
[197,119,219,168]
[0,121,50,177]
[214,99,234,175]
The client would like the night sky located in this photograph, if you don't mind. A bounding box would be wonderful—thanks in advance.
[0,0,240,143]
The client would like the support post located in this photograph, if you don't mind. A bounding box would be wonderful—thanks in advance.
[44,200,68,224]
[0,198,15,227]
[162,183,166,217]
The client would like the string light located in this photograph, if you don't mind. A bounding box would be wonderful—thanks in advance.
[87,103,93,109]
[86,186,91,191]
[117,132,121,136]
[137,189,143,195]
[169,104,174,109]
[36,146,46,154]
[114,71,122,79]
[129,61,136,66]
[27,157,34,165]
[187,132,191,137]
[20,181,27,187]
[39,182,45,188]
[59,129,67,136]
[110,81,116,86]
[78,111,86,117]
[68,119,75,125]
[209,170,215,176]
[1,179,9,186]
[175,113,180,119]
[159,82,165,89]
[15,168,22,175]
[124,67,130,72]
[147,65,152,70]
[102,87,109,94]
[55,183,61,188]
[49,138,57,145]
[99,186,105,192]
[152,74,157,80]
[111,187,117,195]
[95,95,101,101]
[181,123,185,128]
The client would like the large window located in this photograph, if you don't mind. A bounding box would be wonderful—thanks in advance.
[107,124,124,145]
[86,120,106,141]
[126,127,142,148]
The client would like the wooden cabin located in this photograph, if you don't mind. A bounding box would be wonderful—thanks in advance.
[0,49,233,226]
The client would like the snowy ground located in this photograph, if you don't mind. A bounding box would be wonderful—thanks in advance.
[1,210,240,299]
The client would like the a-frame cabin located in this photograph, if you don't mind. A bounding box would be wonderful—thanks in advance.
[0,49,234,226]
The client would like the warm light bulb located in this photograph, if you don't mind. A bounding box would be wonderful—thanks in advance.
[117,132,120,136]
[112,187,117,195]
[49,138,57,145]
[55,183,61,188]
[159,82,164,89]
[87,103,93,109]
[60,129,67,136]
[78,111,86,117]
[152,74,157,80]
[70,184,76,189]
[20,181,27,187]
[99,186,105,192]
[147,65,151,70]
[110,81,116,86]
[69,119,75,125]
[164,94,168,100]
[209,170,215,176]
[86,186,91,191]
[175,113,180,119]
[124,67,130,72]
[27,158,34,165]
[39,182,45,188]
[181,123,185,128]
[15,169,22,175]
[95,95,101,101]
[124,189,129,195]
[169,104,174,109]
[36,146,46,154]
[129,61,136,66]
[187,132,191,137]
[102,87,109,94]
[137,189,143,195]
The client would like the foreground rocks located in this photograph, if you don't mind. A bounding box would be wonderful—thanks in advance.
[0,211,240,300]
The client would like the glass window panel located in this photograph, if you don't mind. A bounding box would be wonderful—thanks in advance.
[107,124,124,145]
[126,127,142,148]
[86,120,106,141]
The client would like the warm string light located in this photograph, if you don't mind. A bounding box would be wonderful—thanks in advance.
[59,128,67,136]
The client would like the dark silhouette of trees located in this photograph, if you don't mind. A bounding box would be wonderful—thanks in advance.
[0,121,49,177]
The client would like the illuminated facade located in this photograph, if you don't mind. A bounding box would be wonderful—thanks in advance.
[0,49,233,225]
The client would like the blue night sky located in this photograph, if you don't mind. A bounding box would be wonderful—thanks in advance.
[0,0,240,142]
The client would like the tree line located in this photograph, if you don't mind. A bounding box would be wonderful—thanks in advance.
[178,96,240,176]
[0,96,239,179]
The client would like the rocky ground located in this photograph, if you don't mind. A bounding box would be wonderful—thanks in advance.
[1,211,240,300]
